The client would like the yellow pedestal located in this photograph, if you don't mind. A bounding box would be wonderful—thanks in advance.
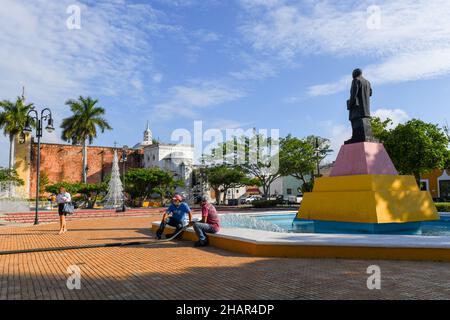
[297,175,438,224]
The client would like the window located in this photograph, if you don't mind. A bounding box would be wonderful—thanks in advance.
[286,188,292,195]
[440,180,450,199]
[420,180,429,191]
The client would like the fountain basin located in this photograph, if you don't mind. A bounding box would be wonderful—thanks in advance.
[151,212,450,262]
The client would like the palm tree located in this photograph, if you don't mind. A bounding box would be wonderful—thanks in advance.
[0,96,34,169]
[61,96,112,183]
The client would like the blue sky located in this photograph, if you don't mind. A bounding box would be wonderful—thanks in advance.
[1,0,450,166]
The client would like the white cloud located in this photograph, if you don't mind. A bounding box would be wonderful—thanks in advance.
[310,48,450,96]
[0,0,167,105]
[373,108,410,127]
[152,81,245,121]
[208,119,255,130]
[239,0,450,94]
[193,29,220,42]
[0,0,177,166]
[230,60,276,81]
[152,73,164,83]
[319,120,351,160]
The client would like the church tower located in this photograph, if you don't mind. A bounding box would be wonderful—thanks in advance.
[142,121,153,146]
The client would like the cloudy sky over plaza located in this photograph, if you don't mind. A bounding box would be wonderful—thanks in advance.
[1,0,450,166]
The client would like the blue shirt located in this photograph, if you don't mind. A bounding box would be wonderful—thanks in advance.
[166,202,191,222]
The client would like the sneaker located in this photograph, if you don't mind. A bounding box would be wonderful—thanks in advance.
[194,240,208,247]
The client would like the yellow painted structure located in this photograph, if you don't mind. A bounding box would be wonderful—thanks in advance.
[13,135,32,198]
[297,174,438,223]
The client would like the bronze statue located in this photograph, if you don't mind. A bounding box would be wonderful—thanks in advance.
[345,68,375,144]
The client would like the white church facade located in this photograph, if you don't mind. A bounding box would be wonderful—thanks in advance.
[134,122,195,198]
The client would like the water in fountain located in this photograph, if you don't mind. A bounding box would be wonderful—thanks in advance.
[104,151,124,209]
[220,214,286,233]
[0,181,29,213]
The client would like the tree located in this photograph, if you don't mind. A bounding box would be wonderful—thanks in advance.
[45,182,81,195]
[77,183,108,209]
[279,135,316,191]
[382,119,449,183]
[203,165,260,204]
[124,168,183,204]
[152,171,184,205]
[371,117,393,143]
[204,132,280,198]
[38,172,50,199]
[0,168,24,186]
[61,96,112,183]
[0,96,34,169]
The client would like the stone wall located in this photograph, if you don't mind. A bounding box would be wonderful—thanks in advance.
[28,142,143,196]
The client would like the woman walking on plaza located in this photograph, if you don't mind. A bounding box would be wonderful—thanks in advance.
[56,186,72,234]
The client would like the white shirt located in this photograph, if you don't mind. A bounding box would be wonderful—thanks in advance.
[56,192,71,204]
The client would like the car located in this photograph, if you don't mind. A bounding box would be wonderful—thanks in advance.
[244,195,262,204]
[283,194,303,204]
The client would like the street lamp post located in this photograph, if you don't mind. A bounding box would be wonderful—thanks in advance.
[23,108,55,225]
[314,137,333,179]
[120,145,128,212]
[315,138,321,177]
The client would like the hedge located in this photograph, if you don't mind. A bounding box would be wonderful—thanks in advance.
[436,203,450,212]
[252,200,279,208]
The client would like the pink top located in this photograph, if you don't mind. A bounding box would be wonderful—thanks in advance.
[202,203,220,232]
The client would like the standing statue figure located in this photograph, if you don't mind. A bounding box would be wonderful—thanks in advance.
[345,68,375,144]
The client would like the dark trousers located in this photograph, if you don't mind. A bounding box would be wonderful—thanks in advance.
[193,222,217,241]
[346,117,375,144]
[156,217,185,239]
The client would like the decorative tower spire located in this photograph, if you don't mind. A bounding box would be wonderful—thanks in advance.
[142,121,153,146]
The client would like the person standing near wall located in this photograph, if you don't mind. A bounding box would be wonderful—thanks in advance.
[56,186,71,234]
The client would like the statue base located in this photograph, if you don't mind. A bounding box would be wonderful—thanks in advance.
[296,142,439,233]
[297,175,438,225]
[330,142,398,176]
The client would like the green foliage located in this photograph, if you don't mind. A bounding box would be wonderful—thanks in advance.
[0,96,34,138]
[203,132,281,197]
[45,181,108,208]
[77,182,108,208]
[435,203,450,212]
[203,165,260,204]
[371,117,393,143]
[38,172,50,196]
[382,119,449,181]
[279,135,330,187]
[125,167,182,203]
[60,96,112,145]
[45,182,81,195]
[252,199,279,208]
[301,180,314,193]
[0,168,24,185]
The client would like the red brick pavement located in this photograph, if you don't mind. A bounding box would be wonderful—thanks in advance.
[1,217,450,300]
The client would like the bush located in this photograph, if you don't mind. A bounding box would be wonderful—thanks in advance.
[252,200,279,208]
[436,203,450,212]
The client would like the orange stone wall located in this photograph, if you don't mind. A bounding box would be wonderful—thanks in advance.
[28,142,143,196]
[422,169,450,198]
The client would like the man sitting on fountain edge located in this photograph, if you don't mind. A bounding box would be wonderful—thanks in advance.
[193,196,220,247]
[156,194,193,240]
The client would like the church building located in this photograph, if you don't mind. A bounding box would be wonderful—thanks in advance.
[13,122,194,199]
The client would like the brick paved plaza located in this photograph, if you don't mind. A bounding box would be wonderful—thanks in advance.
[1,216,450,300]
